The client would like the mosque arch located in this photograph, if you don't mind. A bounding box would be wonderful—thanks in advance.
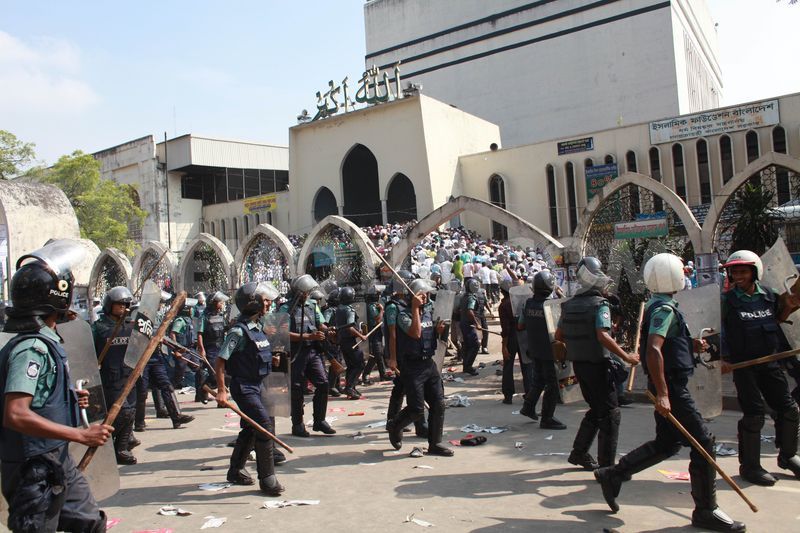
[385,173,417,224]
[488,174,509,240]
[131,241,179,294]
[312,186,339,224]
[341,143,382,227]
[234,223,298,288]
[175,233,235,294]
[88,248,133,304]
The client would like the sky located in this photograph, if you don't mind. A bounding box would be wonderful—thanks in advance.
[1,0,799,166]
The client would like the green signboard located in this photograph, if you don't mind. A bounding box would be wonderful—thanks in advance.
[614,218,668,240]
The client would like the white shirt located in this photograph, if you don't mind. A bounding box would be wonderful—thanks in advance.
[479,266,492,284]
[489,269,499,284]
[462,262,475,278]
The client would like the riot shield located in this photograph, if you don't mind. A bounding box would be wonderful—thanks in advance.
[674,283,722,419]
[60,319,120,501]
[432,290,456,324]
[509,285,532,317]
[124,280,162,368]
[544,298,582,403]
[761,238,800,349]
[261,312,291,418]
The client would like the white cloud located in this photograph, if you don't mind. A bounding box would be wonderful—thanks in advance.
[0,30,97,115]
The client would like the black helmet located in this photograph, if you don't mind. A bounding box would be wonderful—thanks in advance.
[235,282,279,316]
[339,286,356,305]
[309,288,325,303]
[532,271,555,297]
[291,274,319,295]
[409,278,435,294]
[102,286,133,315]
[577,256,610,291]
[326,288,340,306]
[465,277,481,294]
[394,270,415,294]
[6,240,84,319]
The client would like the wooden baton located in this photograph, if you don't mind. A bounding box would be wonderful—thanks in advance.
[726,347,800,372]
[626,301,646,392]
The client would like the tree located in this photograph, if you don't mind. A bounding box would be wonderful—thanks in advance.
[722,182,783,256]
[0,130,37,180]
[39,151,147,256]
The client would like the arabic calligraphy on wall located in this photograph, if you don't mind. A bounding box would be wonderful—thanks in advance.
[305,63,403,122]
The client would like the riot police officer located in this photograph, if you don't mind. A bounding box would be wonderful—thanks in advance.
[561,257,639,470]
[0,241,111,532]
[387,279,452,456]
[215,282,284,495]
[280,275,335,437]
[169,298,196,389]
[92,286,138,464]
[721,250,800,485]
[196,291,230,403]
[322,288,344,397]
[518,271,566,430]
[361,286,387,383]
[335,287,368,399]
[595,253,745,532]
[459,278,483,375]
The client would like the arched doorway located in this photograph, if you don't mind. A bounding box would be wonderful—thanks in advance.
[313,186,338,224]
[131,241,178,294]
[176,233,234,295]
[386,173,417,223]
[234,223,297,295]
[489,174,508,240]
[341,144,381,227]
[88,248,133,304]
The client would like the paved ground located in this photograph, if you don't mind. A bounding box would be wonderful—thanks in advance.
[94,331,800,533]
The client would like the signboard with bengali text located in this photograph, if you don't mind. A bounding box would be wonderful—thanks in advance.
[649,99,779,144]
[243,194,277,214]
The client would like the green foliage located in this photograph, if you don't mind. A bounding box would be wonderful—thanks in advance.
[723,182,783,256]
[0,130,37,180]
[39,151,147,256]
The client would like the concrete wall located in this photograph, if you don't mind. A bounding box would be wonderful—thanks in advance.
[201,190,290,253]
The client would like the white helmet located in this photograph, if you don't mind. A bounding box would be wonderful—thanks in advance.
[643,253,685,294]
[723,250,763,280]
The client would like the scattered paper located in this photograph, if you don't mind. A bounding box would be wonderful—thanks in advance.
[410,447,424,458]
[198,482,232,491]
[442,374,465,383]
[223,422,239,428]
[329,407,346,413]
[262,500,320,509]
[658,469,691,481]
[445,394,471,407]
[544,435,553,440]
[177,386,195,395]
[365,421,385,429]
[515,442,525,449]
[158,506,191,517]
[405,514,434,527]
[714,443,738,457]
[358,462,377,466]
[348,411,365,416]
[511,410,520,415]
[761,435,776,443]
[201,516,226,529]
[448,439,462,446]
[414,465,434,469]
[106,518,121,529]
[460,424,507,434]
[349,431,366,439]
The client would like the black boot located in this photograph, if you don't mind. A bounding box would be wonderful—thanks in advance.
[777,406,800,478]
[114,409,137,465]
[519,392,539,421]
[415,409,429,439]
[227,434,255,485]
[738,416,776,486]
[540,417,567,430]
[690,442,746,532]
[153,389,169,418]
[290,388,309,436]
[387,407,419,450]
[267,418,286,465]
[596,410,620,468]
[166,390,194,428]
[568,416,599,470]
[385,382,404,430]
[254,439,284,496]
[134,392,147,432]
[426,401,454,456]
[311,385,334,434]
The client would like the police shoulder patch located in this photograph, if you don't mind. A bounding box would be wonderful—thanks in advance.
[653,317,664,328]
[26,360,41,379]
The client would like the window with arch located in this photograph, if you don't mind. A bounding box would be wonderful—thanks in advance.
[488,174,508,240]
[648,147,664,212]
[696,139,712,204]
[220,220,226,241]
[604,154,615,165]
[244,215,250,236]
[746,130,760,163]
[545,165,559,236]
[233,218,239,244]
[313,186,338,224]
[210,221,216,237]
[566,162,578,234]
[267,211,273,225]
[672,144,687,203]
[255,213,261,225]
[584,158,594,171]
[720,134,734,183]
[625,150,637,173]
[774,126,790,204]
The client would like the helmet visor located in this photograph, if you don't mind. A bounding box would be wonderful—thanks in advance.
[17,239,86,277]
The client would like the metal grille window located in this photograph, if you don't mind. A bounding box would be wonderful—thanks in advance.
[626,150,637,173]
[546,164,559,236]
[720,135,734,183]
[489,175,508,240]
[672,144,687,203]
[746,131,760,164]
[697,139,712,204]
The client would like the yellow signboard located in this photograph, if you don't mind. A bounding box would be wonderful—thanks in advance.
[244,194,277,214]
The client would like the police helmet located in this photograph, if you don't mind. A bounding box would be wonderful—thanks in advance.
[723,250,763,281]
[577,256,611,291]
[643,253,686,294]
[309,288,325,304]
[209,291,230,305]
[292,274,319,295]
[326,288,340,307]
[465,277,481,294]
[339,286,356,305]
[409,278,436,295]
[394,270,415,295]
[533,270,556,297]
[235,282,279,316]
[102,286,134,315]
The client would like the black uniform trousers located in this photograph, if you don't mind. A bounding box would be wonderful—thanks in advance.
[501,334,532,400]
[478,315,489,350]
[573,360,618,419]
[341,341,365,389]
[460,321,480,371]
[733,363,796,418]
[230,377,272,443]
[527,358,560,419]
[401,357,445,416]
[1,447,106,533]
[290,347,328,425]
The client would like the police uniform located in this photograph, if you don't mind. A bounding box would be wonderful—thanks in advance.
[519,295,561,425]
[92,314,137,463]
[218,316,283,494]
[722,283,800,484]
[387,300,450,455]
[459,291,482,373]
[335,301,365,396]
[0,325,106,532]
[169,313,194,389]
[196,308,227,402]
[476,289,489,352]
[322,302,344,395]
[279,298,331,435]
[362,300,387,382]
[562,291,619,469]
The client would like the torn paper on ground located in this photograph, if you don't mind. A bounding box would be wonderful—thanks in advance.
[445,394,471,407]
[262,500,320,509]
[365,421,385,429]
[158,506,191,516]
[658,469,690,481]
[198,482,232,491]
[404,514,434,527]
[460,424,507,434]
[200,516,226,529]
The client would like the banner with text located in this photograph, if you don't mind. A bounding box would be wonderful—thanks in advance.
[614,218,668,240]
[585,163,618,200]
[243,194,277,214]
[649,99,779,144]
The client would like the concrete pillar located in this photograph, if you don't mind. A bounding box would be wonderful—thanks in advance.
[338,204,344,216]
[381,199,388,225]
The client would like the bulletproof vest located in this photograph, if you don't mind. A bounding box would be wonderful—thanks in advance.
[524,297,554,360]
[335,304,356,340]
[203,312,226,350]
[474,291,486,317]
[723,288,780,363]
[367,303,381,328]
[174,316,194,347]
[289,301,319,352]
[460,293,477,317]
[396,304,437,360]
[381,298,407,341]
[452,292,463,320]
[226,321,272,379]
[561,293,609,363]
[639,300,694,376]
[0,333,78,461]
[97,315,132,371]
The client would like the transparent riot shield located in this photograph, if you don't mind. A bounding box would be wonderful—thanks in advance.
[432,290,456,324]
[761,237,800,348]
[124,280,162,368]
[510,285,534,364]
[261,312,291,418]
[60,319,120,501]
[544,298,582,403]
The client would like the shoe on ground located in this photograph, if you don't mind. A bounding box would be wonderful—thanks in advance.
[134,424,146,432]
[259,475,285,496]
[274,449,286,465]
[172,414,194,429]
[387,420,403,450]
[292,424,311,438]
[313,420,336,434]
[593,466,621,513]
[329,388,341,397]
[540,417,567,430]
[345,388,362,400]
[739,465,776,486]
[127,435,141,450]
[115,451,137,466]
[480,348,489,354]
[568,450,599,471]
[502,398,512,405]
[463,368,479,376]
[156,411,170,419]
[691,508,746,532]
[519,403,539,421]
[427,443,454,456]
[227,468,254,485]
[778,454,800,479]
[617,395,633,406]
